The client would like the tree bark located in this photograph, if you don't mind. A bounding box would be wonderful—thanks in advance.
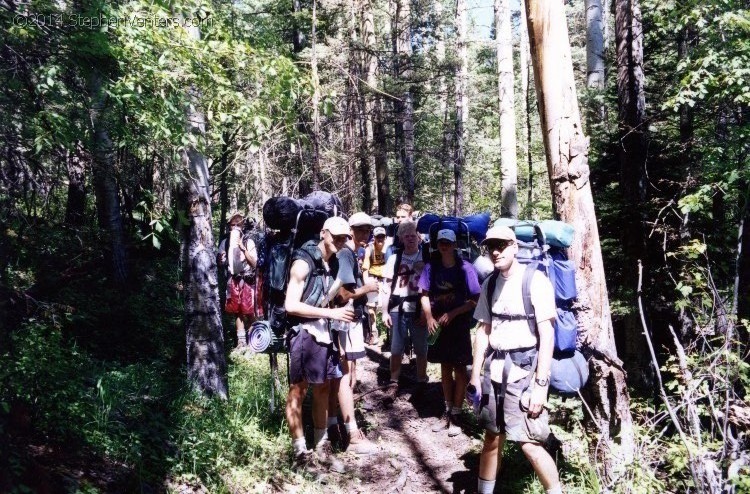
[310,0,321,191]
[64,141,87,227]
[525,0,634,478]
[181,23,228,399]
[454,0,468,216]
[392,0,415,205]
[495,0,518,218]
[520,0,534,217]
[585,0,606,124]
[87,70,127,285]
[363,0,390,215]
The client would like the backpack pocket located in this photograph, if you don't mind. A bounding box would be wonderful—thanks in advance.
[554,308,578,353]
[552,257,577,302]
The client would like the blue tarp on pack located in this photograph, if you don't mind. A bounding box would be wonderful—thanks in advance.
[417,212,491,242]
[493,218,575,249]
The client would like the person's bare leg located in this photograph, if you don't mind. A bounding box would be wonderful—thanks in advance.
[440,364,455,404]
[337,359,355,424]
[349,359,357,390]
[453,364,468,408]
[286,381,308,441]
[311,381,330,431]
[390,354,402,381]
[235,316,246,347]
[328,377,340,420]
[478,431,505,480]
[416,355,428,382]
[520,442,561,490]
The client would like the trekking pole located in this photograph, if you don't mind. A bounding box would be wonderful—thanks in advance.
[269,352,278,413]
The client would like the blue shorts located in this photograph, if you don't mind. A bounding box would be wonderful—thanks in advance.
[289,328,342,385]
[389,311,428,357]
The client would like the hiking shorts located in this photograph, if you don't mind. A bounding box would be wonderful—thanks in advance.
[289,328,342,385]
[478,376,551,443]
[389,311,428,357]
[426,313,473,365]
[225,277,255,316]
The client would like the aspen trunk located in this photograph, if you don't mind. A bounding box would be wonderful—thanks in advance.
[363,0,390,214]
[454,0,468,216]
[64,141,86,227]
[585,0,606,124]
[495,0,518,218]
[393,0,415,204]
[181,23,228,399]
[520,0,534,216]
[525,0,634,478]
[87,70,127,284]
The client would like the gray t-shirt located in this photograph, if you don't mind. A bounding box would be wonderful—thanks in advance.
[336,246,364,308]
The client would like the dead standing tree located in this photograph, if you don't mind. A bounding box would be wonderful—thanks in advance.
[524,0,635,481]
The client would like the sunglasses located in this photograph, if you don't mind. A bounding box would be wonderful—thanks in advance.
[483,240,515,253]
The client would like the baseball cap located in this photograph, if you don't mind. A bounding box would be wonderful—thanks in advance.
[323,216,351,236]
[436,229,457,243]
[373,227,386,237]
[349,212,373,227]
[481,226,516,244]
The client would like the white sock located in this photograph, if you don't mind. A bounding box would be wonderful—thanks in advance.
[477,477,495,494]
[445,401,452,412]
[327,416,339,428]
[293,437,307,456]
[546,487,563,494]
[451,406,462,415]
[313,428,328,448]
[344,420,359,433]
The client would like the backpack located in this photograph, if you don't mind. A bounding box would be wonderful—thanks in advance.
[485,220,588,395]
[416,213,491,262]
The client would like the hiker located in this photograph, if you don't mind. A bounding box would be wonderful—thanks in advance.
[419,229,480,436]
[327,212,379,455]
[219,214,258,350]
[470,226,563,494]
[395,203,414,223]
[381,220,428,384]
[362,226,388,344]
[284,216,356,470]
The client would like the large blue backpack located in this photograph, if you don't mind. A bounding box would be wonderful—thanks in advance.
[486,220,589,395]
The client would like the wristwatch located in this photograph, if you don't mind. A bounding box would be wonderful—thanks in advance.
[535,376,549,387]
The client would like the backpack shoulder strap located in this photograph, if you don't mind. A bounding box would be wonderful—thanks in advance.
[522,262,538,335]
[487,271,499,306]
[389,249,403,297]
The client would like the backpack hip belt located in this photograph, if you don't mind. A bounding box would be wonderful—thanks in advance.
[482,346,537,402]
[387,294,421,315]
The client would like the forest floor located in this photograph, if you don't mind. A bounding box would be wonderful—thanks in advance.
[269,339,568,494]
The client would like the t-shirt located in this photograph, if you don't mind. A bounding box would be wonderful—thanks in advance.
[382,249,425,313]
[362,243,387,278]
[336,247,365,309]
[418,260,481,316]
[473,265,556,382]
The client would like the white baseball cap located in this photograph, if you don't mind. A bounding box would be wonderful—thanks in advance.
[323,216,351,236]
[349,212,373,227]
[373,227,386,236]
[436,229,457,243]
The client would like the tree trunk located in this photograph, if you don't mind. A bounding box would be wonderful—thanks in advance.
[585,0,606,124]
[363,0,390,215]
[87,70,127,285]
[454,0,468,216]
[310,0,321,191]
[181,23,228,399]
[520,0,534,217]
[495,0,518,218]
[525,0,634,478]
[64,141,87,227]
[393,0,415,204]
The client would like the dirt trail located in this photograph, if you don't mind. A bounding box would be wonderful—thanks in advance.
[303,343,483,493]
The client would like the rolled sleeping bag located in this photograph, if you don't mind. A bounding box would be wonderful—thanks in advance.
[248,320,273,353]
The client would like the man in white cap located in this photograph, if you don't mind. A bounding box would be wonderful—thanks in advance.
[327,212,379,455]
[285,216,355,471]
[469,226,562,494]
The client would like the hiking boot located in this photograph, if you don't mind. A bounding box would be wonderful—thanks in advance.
[345,428,378,456]
[431,412,462,436]
[293,450,320,473]
[315,440,346,473]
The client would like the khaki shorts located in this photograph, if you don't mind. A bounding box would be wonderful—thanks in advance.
[478,376,551,443]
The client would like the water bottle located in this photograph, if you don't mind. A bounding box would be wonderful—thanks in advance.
[333,300,354,333]
[427,323,442,346]
[466,384,481,415]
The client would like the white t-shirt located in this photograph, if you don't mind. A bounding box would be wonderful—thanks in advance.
[382,250,425,313]
[474,264,556,382]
